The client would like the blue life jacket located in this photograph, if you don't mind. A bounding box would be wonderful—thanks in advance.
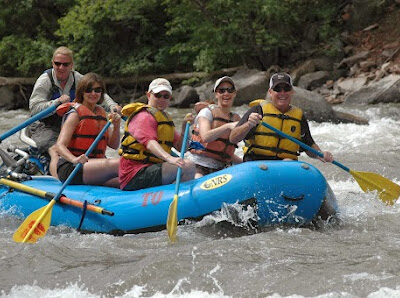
[41,69,76,128]
[45,69,76,100]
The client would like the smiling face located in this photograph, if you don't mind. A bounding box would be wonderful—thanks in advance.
[147,91,171,111]
[268,83,294,113]
[214,81,236,109]
[83,83,103,107]
[52,53,73,82]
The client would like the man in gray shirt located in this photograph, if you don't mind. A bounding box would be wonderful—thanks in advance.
[29,46,121,177]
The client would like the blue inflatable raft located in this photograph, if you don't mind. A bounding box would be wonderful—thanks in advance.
[0,161,338,234]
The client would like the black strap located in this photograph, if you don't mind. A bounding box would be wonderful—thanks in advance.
[77,200,88,232]
[79,115,108,121]
[248,144,300,156]
[263,113,301,122]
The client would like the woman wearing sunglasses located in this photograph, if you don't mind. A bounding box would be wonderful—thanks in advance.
[186,76,242,178]
[230,72,333,163]
[54,73,121,187]
[29,46,121,178]
[118,78,195,191]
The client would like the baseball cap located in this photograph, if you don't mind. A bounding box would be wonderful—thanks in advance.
[269,73,293,89]
[148,78,172,94]
[213,76,235,92]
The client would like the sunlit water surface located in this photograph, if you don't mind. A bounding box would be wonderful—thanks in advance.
[1,103,400,298]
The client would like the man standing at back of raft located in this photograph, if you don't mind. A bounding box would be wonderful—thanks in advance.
[118,78,195,191]
[230,72,334,162]
[29,46,121,178]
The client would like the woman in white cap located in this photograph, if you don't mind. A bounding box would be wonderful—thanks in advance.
[118,78,195,191]
[186,76,242,178]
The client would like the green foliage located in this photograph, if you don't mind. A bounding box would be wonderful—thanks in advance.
[0,0,356,77]
[0,0,73,76]
[0,36,54,76]
[57,0,181,76]
[165,0,341,71]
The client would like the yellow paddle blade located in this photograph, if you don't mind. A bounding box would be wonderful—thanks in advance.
[166,195,179,243]
[350,170,400,205]
[13,200,55,243]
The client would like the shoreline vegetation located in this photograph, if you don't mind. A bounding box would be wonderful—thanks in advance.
[1,1,400,123]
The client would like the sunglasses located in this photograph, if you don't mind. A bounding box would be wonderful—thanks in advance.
[53,61,71,67]
[216,87,235,94]
[273,85,292,92]
[85,87,103,93]
[153,92,171,99]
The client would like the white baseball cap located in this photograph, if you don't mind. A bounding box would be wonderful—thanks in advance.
[213,76,235,92]
[148,78,172,94]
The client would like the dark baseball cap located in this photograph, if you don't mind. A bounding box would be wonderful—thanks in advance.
[269,73,293,89]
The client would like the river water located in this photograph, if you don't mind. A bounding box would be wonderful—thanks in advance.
[1,103,400,298]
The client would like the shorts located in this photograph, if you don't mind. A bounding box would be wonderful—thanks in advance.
[123,163,163,191]
[195,164,221,176]
[57,158,84,185]
[28,122,59,153]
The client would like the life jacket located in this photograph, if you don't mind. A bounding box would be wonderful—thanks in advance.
[190,104,238,163]
[244,101,303,160]
[56,102,108,158]
[41,69,76,128]
[118,103,175,164]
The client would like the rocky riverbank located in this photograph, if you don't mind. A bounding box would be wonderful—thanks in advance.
[1,4,399,124]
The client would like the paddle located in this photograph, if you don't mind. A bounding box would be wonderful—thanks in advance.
[0,178,114,216]
[166,121,191,242]
[260,121,400,205]
[13,119,112,243]
[0,103,60,143]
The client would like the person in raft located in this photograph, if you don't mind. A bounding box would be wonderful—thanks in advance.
[54,73,121,187]
[118,78,195,191]
[229,72,334,162]
[186,76,242,178]
[29,46,121,178]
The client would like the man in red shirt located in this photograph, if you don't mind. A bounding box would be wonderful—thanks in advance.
[119,78,195,190]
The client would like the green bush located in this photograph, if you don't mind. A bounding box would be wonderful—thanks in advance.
[0,0,362,77]
[0,36,54,76]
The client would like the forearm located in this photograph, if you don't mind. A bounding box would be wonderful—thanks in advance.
[230,123,252,144]
[147,140,172,162]
[56,143,77,163]
[108,125,121,149]
[201,124,231,143]
[305,143,321,158]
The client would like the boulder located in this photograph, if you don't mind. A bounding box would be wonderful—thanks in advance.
[338,51,369,68]
[231,69,269,106]
[344,74,400,104]
[289,87,337,122]
[297,71,331,90]
[337,77,367,93]
[291,58,334,84]
[171,85,199,108]
[0,86,17,110]
[195,81,214,102]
